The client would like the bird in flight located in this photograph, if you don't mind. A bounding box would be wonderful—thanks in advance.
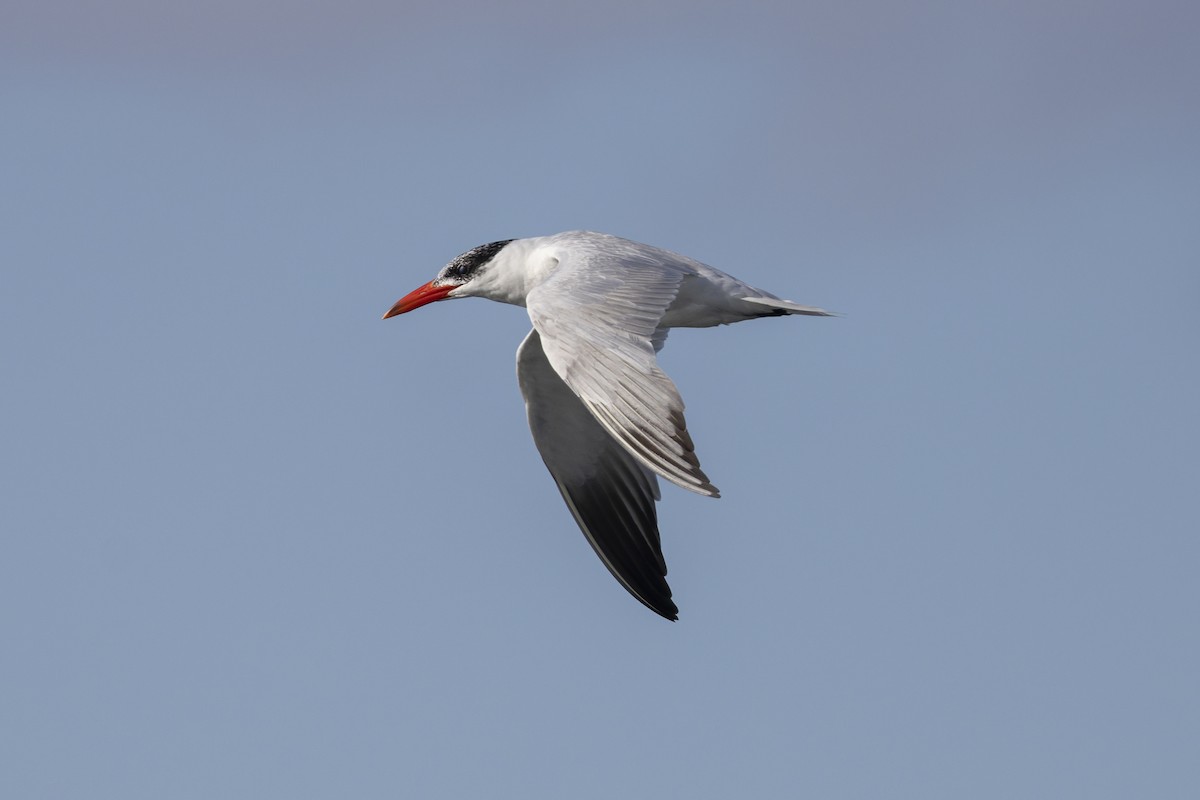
[384,231,829,620]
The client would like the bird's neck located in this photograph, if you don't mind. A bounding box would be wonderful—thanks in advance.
[463,237,558,308]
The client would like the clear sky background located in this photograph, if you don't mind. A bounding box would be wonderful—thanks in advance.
[3,2,1198,797]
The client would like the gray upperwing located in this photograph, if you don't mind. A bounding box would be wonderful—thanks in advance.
[525,253,719,497]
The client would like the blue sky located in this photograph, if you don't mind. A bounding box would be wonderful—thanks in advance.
[3,2,1198,797]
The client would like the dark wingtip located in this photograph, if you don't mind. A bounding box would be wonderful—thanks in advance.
[632,589,678,621]
[628,580,677,621]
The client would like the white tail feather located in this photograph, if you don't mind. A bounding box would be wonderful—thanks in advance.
[741,296,834,316]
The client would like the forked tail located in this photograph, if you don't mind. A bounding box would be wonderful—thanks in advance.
[741,296,834,317]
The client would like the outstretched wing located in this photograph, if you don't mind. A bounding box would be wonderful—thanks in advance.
[525,243,718,497]
[517,329,677,620]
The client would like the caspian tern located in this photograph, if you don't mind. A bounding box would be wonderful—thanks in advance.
[384,231,829,620]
